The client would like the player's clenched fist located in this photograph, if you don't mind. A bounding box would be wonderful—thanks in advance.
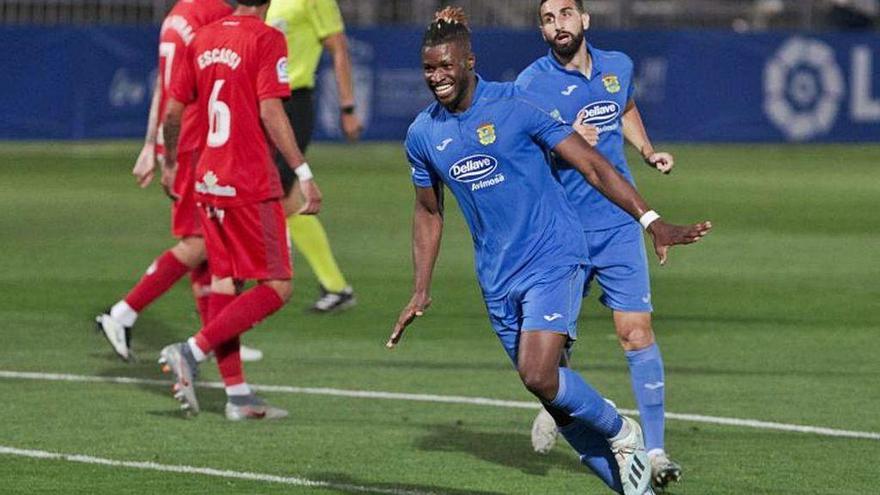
[574,109,599,146]
[132,142,157,187]
[296,179,322,215]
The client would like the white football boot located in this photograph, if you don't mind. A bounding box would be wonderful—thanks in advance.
[531,407,559,454]
[649,451,682,491]
[610,416,652,495]
[225,394,288,421]
[95,311,132,361]
[158,343,200,416]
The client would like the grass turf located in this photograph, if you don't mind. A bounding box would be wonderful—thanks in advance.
[0,141,877,494]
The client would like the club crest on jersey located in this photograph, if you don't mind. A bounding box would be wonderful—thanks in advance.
[602,74,621,94]
[476,123,496,145]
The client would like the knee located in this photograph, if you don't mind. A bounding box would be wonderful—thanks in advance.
[616,324,655,351]
[518,366,559,402]
[263,280,293,302]
[172,237,206,267]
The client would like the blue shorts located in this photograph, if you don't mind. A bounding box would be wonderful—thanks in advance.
[584,222,653,313]
[485,264,587,364]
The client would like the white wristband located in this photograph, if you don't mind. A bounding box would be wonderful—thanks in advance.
[639,210,660,230]
[294,162,313,182]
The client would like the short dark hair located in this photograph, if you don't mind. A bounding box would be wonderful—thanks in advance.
[423,6,471,49]
[237,0,269,6]
[539,0,584,12]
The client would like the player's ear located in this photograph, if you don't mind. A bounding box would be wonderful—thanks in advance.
[582,12,590,31]
[467,53,476,71]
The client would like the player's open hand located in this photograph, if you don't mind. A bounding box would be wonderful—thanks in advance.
[159,161,179,201]
[132,142,157,188]
[647,220,712,265]
[297,179,322,215]
[645,152,674,174]
[340,113,363,142]
[574,110,599,146]
[387,292,432,349]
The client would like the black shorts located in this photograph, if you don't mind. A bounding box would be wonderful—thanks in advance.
[274,88,314,196]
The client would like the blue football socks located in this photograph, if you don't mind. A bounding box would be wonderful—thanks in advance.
[551,367,623,438]
[558,420,624,493]
[626,343,665,453]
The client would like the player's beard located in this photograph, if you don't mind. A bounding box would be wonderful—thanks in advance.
[552,29,584,59]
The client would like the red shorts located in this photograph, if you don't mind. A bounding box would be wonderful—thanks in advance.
[198,200,292,281]
[171,148,202,238]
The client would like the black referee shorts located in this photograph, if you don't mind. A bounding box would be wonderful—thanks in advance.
[274,88,314,196]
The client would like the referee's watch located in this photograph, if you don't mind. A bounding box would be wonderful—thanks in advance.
[341,104,356,115]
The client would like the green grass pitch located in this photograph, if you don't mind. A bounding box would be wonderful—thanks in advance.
[0,141,877,494]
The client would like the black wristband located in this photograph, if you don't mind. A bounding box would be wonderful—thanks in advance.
[341,104,356,115]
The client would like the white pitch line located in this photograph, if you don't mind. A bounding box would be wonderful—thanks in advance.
[0,445,433,495]
[1,370,878,441]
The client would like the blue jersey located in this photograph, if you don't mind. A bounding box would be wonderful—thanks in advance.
[516,45,637,231]
[405,77,586,300]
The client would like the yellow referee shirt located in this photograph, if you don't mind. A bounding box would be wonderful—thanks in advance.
[266,0,345,90]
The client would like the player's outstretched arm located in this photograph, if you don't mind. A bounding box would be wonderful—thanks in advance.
[133,73,162,188]
[622,101,673,174]
[260,98,322,215]
[387,184,444,348]
[159,98,185,201]
[554,133,711,264]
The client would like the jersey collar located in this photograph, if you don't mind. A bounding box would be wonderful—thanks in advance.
[440,74,486,120]
[546,43,601,80]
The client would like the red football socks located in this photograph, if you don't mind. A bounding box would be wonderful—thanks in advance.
[215,337,244,386]
[190,262,212,325]
[195,284,284,352]
[124,251,190,312]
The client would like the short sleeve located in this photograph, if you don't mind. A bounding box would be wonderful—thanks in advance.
[167,41,196,105]
[404,125,439,188]
[257,30,292,100]
[310,0,345,39]
[624,56,636,102]
[517,98,575,150]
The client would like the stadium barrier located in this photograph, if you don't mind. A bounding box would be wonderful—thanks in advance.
[1,26,879,142]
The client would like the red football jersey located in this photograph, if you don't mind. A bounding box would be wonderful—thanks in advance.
[157,0,233,153]
[170,14,290,207]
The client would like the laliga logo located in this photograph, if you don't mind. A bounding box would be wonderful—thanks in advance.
[449,155,498,183]
[764,37,844,141]
[579,101,620,126]
[764,37,880,141]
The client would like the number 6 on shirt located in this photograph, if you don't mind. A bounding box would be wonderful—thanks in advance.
[208,80,231,147]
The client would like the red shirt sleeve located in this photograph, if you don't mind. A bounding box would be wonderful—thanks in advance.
[168,40,197,105]
[256,30,291,101]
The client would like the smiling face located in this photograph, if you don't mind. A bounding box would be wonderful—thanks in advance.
[422,41,476,112]
[539,0,589,59]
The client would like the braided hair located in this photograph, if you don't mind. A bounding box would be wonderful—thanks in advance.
[423,6,471,49]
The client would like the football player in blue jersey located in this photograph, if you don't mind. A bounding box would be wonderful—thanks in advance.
[386,7,711,495]
[516,0,683,490]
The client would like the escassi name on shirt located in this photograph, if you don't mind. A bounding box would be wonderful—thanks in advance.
[197,48,242,70]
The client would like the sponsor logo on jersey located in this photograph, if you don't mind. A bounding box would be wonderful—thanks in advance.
[561,84,578,96]
[448,154,498,183]
[476,123,496,145]
[436,138,453,151]
[197,48,242,71]
[276,57,289,84]
[579,101,621,127]
[196,171,237,197]
[602,74,621,94]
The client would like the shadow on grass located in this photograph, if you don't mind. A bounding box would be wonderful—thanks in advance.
[415,423,583,477]
[308,471,506,495]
